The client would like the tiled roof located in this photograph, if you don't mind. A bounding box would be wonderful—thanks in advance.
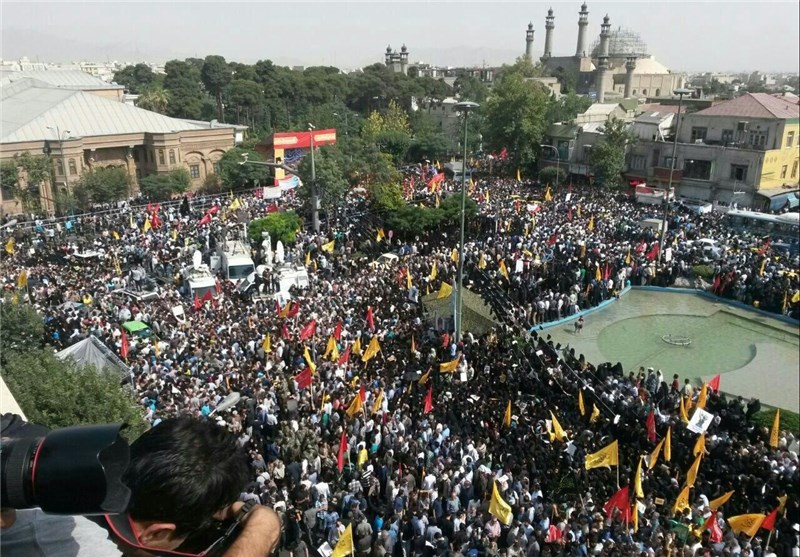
[694,93,800,119]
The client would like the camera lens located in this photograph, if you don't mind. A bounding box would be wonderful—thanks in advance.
[1,436,41,510]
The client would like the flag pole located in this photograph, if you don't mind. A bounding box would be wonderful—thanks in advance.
[616,458,620,489]
[765,529,774,553]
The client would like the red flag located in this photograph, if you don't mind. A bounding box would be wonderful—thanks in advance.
[333,321,343,341]
[358,385,366,402]
[545,525,563,543]
[198,213,212,226]
[337,430,347,472]
[707,374,721,393]
[286,302,300,319]
[120,329,129,359]
[711,274,721,294]
[338,345,351,366]
[547,233,558,246]
[281,322,291,340]
[146,202,152,214]
[646,244,660,261]
[757,239,771,256]
[442,332,450,349]
[151,213,161,229]
[646,411,657,443]
[603,263,610,281]
[635,241,646,254]
[499,147,508,160]
[366,307,375,332]
[427,173,444,190]
[215,278,222,294]
[295,367,313,390]
[568,207,573,221]
[423,384,433,414]
[603,486,630,518]
[275,299,281,315]
[708,517,723,543]
[207,205,219,215]
[267,203,279,213]
[193,294,202,311]
[298,319,316,341]
[761,507,779,531]
[201,290,214,303]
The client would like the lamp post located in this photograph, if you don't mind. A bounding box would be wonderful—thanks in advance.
[453,101,479,343]
[658,87,693,264]
[539,144,561,189]
[333,112,348,136]
[308,123,320,234]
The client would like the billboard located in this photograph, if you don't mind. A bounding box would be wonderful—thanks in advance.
[270,128,337,186]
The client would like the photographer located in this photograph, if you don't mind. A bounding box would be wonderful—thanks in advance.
[2,416,281,557]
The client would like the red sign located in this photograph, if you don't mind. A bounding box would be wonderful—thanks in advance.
[272,129,337,149]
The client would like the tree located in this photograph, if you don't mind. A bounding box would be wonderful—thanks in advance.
[0,301,44,365]
[248,211,302,245]
[217,147,271,190]
[137,87,170,114]
[453,75,490,103]
[201,55,232,121]
[368,181,405,211]
[227,79,263,127]
[538,166,568,186]
[72,167,130,208]
[589,117,638,188]
[138,169,190,201]
[112,63,157,94]
[545,92,592,125]
[1,160,19,193]
[408,112,453,162]
[296,145,348,218]
[163,60,206,120]
[13,152,50,212]
[361,100,412,162]
[482,73,550,173]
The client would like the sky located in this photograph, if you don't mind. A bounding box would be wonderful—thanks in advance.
[2,1,798,74]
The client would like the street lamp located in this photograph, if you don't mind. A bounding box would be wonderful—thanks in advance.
[333,112,348,136]
[539,144,561,189]
[453,101,479,343]
[658,87,693,264]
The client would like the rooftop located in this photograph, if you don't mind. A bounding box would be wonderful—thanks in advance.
[0,69,123,90]
[694,92,800,119]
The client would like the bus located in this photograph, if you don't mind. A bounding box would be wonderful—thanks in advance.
[725,209,800,246]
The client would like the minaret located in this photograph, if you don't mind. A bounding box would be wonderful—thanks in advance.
[384,45,392,67]
[400,44,409,75]
[596,14,611,102]
[624,56,637,98]
[525,23,535,59]
[542,8,555,61]
[575,2,589,58]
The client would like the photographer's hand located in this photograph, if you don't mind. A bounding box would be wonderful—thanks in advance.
[219,504,280,557]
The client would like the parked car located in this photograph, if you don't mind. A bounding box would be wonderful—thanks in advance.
[679,198,713,215]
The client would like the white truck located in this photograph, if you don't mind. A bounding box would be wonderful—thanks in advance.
[182,252,218,300]
[219,239,255,284]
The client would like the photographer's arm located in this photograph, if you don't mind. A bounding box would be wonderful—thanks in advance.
[221,505,281,557]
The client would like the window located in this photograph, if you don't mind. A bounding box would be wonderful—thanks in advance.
[683,159,713,180]
[68,158,77,175]
[792,160,798,178]
[730,164,748,181]
[189,164,200,179]
[642,89,648,95]
[651,148,661,167]
[748,131,767,147]
[655,88,661,96]
[158,149,165,165]
[629,155,646,170]
[787,131,795,148]
[780,165,787,179]
[56,159,64,175]
[169,149,176,165]
[690,127,708,142]
[721,129,734,144]
[663,156,675,169]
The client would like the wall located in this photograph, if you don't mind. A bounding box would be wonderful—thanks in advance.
[760,118,800,188]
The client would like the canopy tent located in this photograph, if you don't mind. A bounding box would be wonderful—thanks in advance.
[56,336,132,384]
[122,320,150,333]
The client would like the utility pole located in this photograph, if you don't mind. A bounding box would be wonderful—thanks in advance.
[308,123,320,234]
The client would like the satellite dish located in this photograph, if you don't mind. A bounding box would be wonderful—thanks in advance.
[210,392,241,415]
[192,250,202,268]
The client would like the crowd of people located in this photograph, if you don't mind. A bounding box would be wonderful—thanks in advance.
[2,175,799,557]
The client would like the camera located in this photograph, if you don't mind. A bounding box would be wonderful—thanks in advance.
[1,418,130,515]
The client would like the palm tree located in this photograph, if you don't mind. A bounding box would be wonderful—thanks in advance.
[137,87,170,114]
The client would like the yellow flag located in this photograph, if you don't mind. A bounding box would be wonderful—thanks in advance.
[331,523,354,557]
[625,248,631,266]
[112,230,120,240]
[588,215,594,231]
[439,355,461,373]
[429,262,437,281]
[352,336,362,356]
[418,367,432,385]
[451,248,458,263]
[484,190,489,204]
[262,334,272,353]
[488,481,513,525]
[321,240,335,253]
[345,393,363,418]
[550,411,567,441]
[545,187,552,202]
[503,401,512,428]
[499,260,509,281]
[590,404,600,424]
[153,338,161,358]
[727,514,766,538]
[468,176,475,193]
[685,453,702,488]
[435,193,440,208]
[693,434,705,457]
[777,494,788,512]
[673,484,691,514]
[679,397,690,423]
[578,390,585,416]
[516,168,521,182]
[665,426,672,462]
[595,266,602,281]
[585,440,618,470]
[17,270,28,289]
[130,214,136,230]
[229,197,241,211]
[478,253,487,270]
[437,282,453,299]
[324,336,337,359]
[793,291,800,303]
[770,409,780,448]
[760,258,767,276]
[305,251,311,266]
[143,218,152,233]
[632,500,639,533]
[373,390,384,413]
[708,490,734,511]
[697,383,708,409]
[5,237,15,255]
[171,228,178,241]
[648,438,664,470]
[303,346,317,374]
[411,335,416,354]
[634,456,644,498]
[577,204,582,218]
[361,336,381,363]
[376,228,385,242]
[406,269,412,289]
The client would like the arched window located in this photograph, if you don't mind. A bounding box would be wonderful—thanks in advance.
[169,149,176,165]
[68,159,77,175]
[655,88,661,96]
[643,89,648,95]
[632,89,637,95]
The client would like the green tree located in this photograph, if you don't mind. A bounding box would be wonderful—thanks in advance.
[1,160,19,192]
[248,211,302,245]
[545,92,592,125]
[72,166,130,208]
[201,55,233,121]
[13,152,50,212]
[227,79,263,127]
[538,165,568,186]
[453,75,490,103]
[0,301,44,365]
[368,181,404,211]
[297,146,348,218]
[137,86,170,114]
[217,147,271,190]
[361,99,412,162]
[482,73,550,173]
[408,112,453,161]
[138,169,190,201]
[163,60,206,120]
[589,117,638,188]
[112,63,157,94]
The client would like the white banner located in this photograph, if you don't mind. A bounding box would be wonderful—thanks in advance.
[687,408,714,434]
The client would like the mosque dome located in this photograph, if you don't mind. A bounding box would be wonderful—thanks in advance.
[591,27,649,59]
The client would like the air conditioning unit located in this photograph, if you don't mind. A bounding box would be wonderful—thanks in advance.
[736,121,749,132]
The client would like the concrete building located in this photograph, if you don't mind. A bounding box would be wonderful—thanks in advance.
[384,45,409,75]
[0,71,244,216]
[535,3,684,101]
